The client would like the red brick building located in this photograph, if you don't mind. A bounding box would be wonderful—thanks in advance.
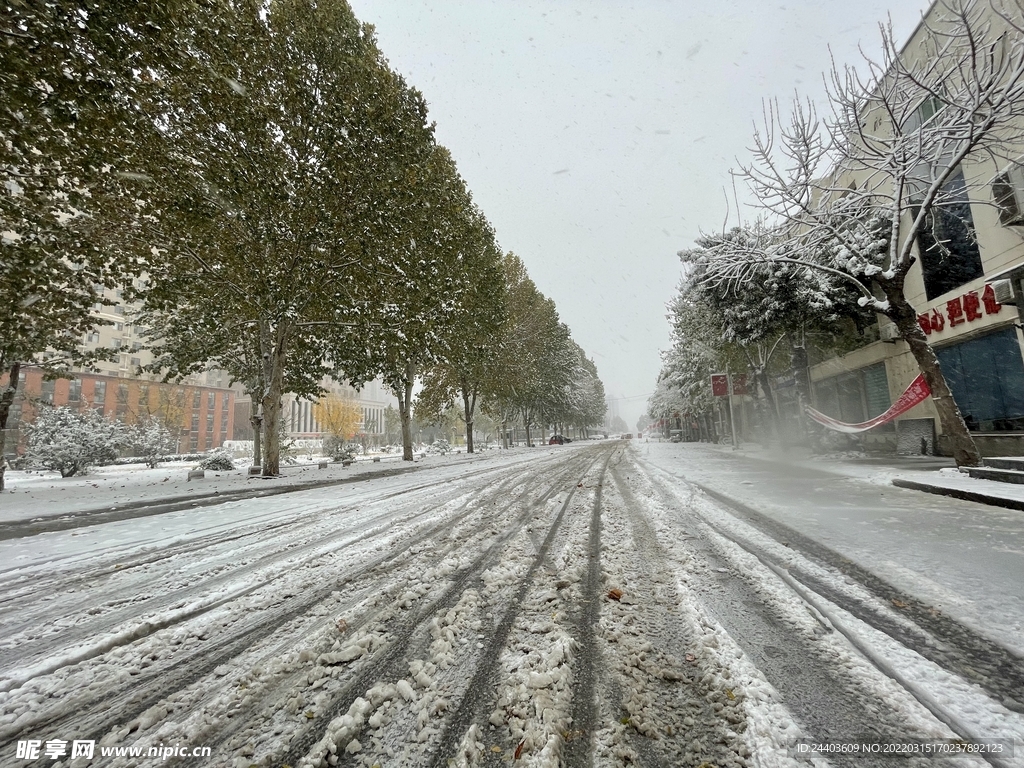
[2,369,234,458]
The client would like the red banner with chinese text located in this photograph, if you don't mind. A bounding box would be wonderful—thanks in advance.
[805,374,931,433]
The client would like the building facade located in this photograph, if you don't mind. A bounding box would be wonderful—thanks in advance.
[2,368,234,457]
[233,377,398,446]
[808,2,1024,456]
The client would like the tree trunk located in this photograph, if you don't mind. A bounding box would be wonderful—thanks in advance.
[461,384,476,454]
[398,360,416,461]
[885,289,981,467]
[0,361,21,492]
[261,324,288,477]
[754,369,780,442]
[791,344,812,446]
[251,411,262,468]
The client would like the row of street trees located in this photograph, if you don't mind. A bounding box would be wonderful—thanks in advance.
[417,252,607,449]
[1,0,605,486]
[653,0,1024,466]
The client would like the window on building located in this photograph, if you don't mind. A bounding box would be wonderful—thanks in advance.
[905,94,943,134]
[67,378,81,402]
[40,379,55,404]
[115,322,123,331]
[812,363,893,430]
[193,390,202,410]
[130,357,141,368]
[936,327,1024,431]
[914,169,984,301]
[208,391,216,409]
[116,384,129,416]
[93,380,107,410]
[138,384,149,411]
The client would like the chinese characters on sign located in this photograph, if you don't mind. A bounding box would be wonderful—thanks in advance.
[17,740,95,760]
[918,284,1002,335]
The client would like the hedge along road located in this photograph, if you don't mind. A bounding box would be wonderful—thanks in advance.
[0,441,1016,767]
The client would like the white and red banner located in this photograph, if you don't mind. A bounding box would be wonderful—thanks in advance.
[805,374,931,433]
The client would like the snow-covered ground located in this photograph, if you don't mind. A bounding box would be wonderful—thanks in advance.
[0,450,487,524]
[1,441,1021,767]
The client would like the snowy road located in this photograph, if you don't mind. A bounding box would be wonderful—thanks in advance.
[1,442,1022,767]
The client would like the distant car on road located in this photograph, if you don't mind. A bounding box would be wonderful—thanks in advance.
[622,433,633,439]
[548,435,572,445]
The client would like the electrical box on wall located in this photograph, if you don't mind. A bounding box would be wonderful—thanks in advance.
[879,323,901,342]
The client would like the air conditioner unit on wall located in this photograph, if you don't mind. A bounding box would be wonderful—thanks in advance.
[879,322,900,342]
[991,278,1019,305]
[993,163,1024,226]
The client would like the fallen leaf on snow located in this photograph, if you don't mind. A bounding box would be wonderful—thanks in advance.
[607,588,624,601]
[891,598,909,609]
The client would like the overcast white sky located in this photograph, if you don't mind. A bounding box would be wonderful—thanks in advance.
[348,0,934,428]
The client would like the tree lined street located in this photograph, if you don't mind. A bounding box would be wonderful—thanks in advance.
[5,0,1024,765]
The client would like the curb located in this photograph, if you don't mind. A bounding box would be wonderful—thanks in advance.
[891,478,1024,512]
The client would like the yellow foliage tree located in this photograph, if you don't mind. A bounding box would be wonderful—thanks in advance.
[313,394,361,441]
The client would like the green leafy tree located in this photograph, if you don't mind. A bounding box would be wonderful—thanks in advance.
[417,209,506,453]
[336,146,497,461]
[133,0,437,476]
[0,2,174,488]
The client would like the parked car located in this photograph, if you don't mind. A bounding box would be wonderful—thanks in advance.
[549,435,572,445]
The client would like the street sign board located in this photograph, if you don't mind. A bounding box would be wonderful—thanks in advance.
[711,373,728,397]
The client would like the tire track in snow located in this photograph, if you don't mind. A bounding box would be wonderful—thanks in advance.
[172,460,562,764]
[670,480,1020,767]
[422,451,604,768]
[640,459,1007,767]
[690,480,1024,714]
[0,459,541,683]
[598,460,746,768]
[267,451,601,768]
[562,449,615,768]
[0,457,566,753]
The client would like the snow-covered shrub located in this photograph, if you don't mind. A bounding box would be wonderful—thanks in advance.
[198,449,235,471]
[426,439,452,455]
[26,406,124,477]
[323,435,358,463]
[126,420,177,468]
